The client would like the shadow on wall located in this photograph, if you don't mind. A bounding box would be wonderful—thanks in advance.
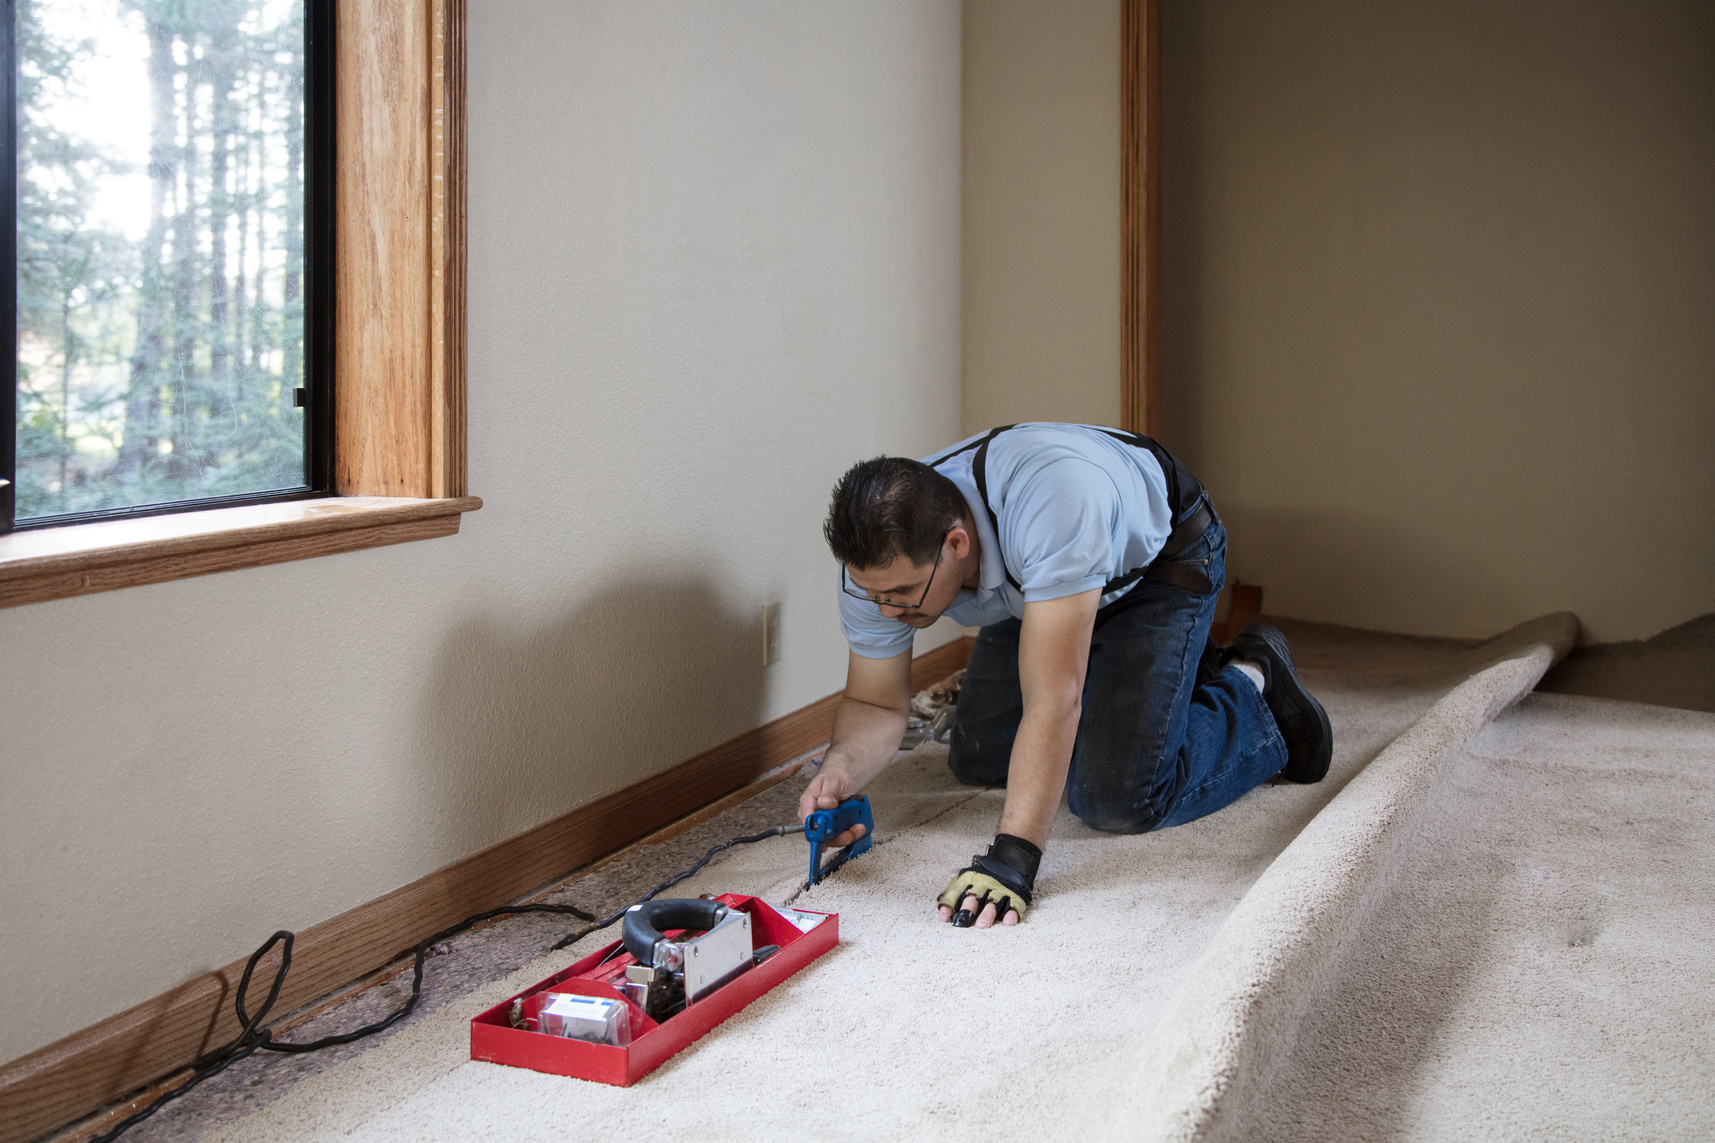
[1218,505,1526,640]
[409,575,767,866]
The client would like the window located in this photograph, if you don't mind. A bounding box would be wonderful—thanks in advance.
[4,0,334,532]
[0,0,473,614]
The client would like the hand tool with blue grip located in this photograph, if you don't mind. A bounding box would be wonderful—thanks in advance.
[803,795,874,887]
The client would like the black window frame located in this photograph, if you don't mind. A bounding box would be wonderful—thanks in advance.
[1,0,335,535]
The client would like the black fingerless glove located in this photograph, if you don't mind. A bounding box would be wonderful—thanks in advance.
[936,833,1042,927]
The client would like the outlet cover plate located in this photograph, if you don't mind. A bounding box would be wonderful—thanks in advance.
[762,602,781,665]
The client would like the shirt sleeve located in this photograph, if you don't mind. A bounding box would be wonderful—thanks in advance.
[836,569,917,658]
[1002,458,1127,603]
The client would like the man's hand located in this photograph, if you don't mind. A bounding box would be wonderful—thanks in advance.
[798,768,868,848]
[936,834,1042,928]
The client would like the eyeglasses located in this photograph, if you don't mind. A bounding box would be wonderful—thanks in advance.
[841,529,953,611]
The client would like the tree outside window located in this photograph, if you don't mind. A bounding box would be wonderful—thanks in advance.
[13,0,314,524]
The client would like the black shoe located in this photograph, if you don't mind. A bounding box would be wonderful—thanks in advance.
[1224,622,1332,784]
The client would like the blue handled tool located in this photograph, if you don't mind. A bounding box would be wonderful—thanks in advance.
[803,795,874,887]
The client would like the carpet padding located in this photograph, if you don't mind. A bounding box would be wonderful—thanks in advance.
[1538,611,1715,714]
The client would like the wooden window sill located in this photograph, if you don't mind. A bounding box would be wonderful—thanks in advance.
[0,496,481,610]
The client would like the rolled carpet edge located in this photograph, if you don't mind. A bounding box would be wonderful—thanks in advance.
[1107,612,1577,1143]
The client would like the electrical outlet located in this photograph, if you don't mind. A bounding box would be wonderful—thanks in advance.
[762,602,782,666]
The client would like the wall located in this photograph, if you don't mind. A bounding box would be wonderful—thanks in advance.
[1161,0,1715,642]
[962,0,1122,435]
[0,0,962,1067]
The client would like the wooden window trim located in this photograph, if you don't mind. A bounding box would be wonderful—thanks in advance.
[0,495,479,608]
[1121,0,1162,437]
[0,0,472,611]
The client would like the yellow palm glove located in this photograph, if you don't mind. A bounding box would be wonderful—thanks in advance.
[937,869,1027,923]
[936,834,1042,926]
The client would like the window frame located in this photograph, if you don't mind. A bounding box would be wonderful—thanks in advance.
[1121,0,1161,438]
[1,0,14,531]
[0,0,474,610]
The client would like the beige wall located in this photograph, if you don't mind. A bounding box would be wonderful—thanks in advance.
[1161,0,1715,642]
[0,0,962,1066]
[962,0,1122,435]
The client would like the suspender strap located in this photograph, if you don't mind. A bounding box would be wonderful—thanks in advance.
[931,425,1213,598]
[928,425,1015,586]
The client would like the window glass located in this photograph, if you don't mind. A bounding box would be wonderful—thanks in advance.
[14,0,308,523]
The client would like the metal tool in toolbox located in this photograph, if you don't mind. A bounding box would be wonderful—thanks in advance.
[617,897,764,1021]
[802,794,874,887]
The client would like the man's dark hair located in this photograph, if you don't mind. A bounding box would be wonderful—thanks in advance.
[824,456,969,570]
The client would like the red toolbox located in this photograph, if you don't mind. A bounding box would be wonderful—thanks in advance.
[470,894,837,1085]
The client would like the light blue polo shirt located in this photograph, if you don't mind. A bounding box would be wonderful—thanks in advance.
[838,423,1177,658]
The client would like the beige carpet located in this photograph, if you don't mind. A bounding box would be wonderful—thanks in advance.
[187,612,1709,1143]
[1223,691,1715,1142]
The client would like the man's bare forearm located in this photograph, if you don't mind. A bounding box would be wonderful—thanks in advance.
[995,684,1082,848]
[822,695,908,790]
[996,589,1101,851]
[801,649,914,827]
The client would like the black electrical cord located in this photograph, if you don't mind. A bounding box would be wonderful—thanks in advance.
[89,823,806,1142]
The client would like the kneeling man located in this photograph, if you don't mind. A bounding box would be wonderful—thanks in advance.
[799,423,1331,928]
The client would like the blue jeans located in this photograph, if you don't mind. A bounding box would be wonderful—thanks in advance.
[947,518,1287,833]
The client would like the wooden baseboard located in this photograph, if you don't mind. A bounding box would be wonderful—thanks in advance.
[2,637,974,1143]
[1212,581,1264,644]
